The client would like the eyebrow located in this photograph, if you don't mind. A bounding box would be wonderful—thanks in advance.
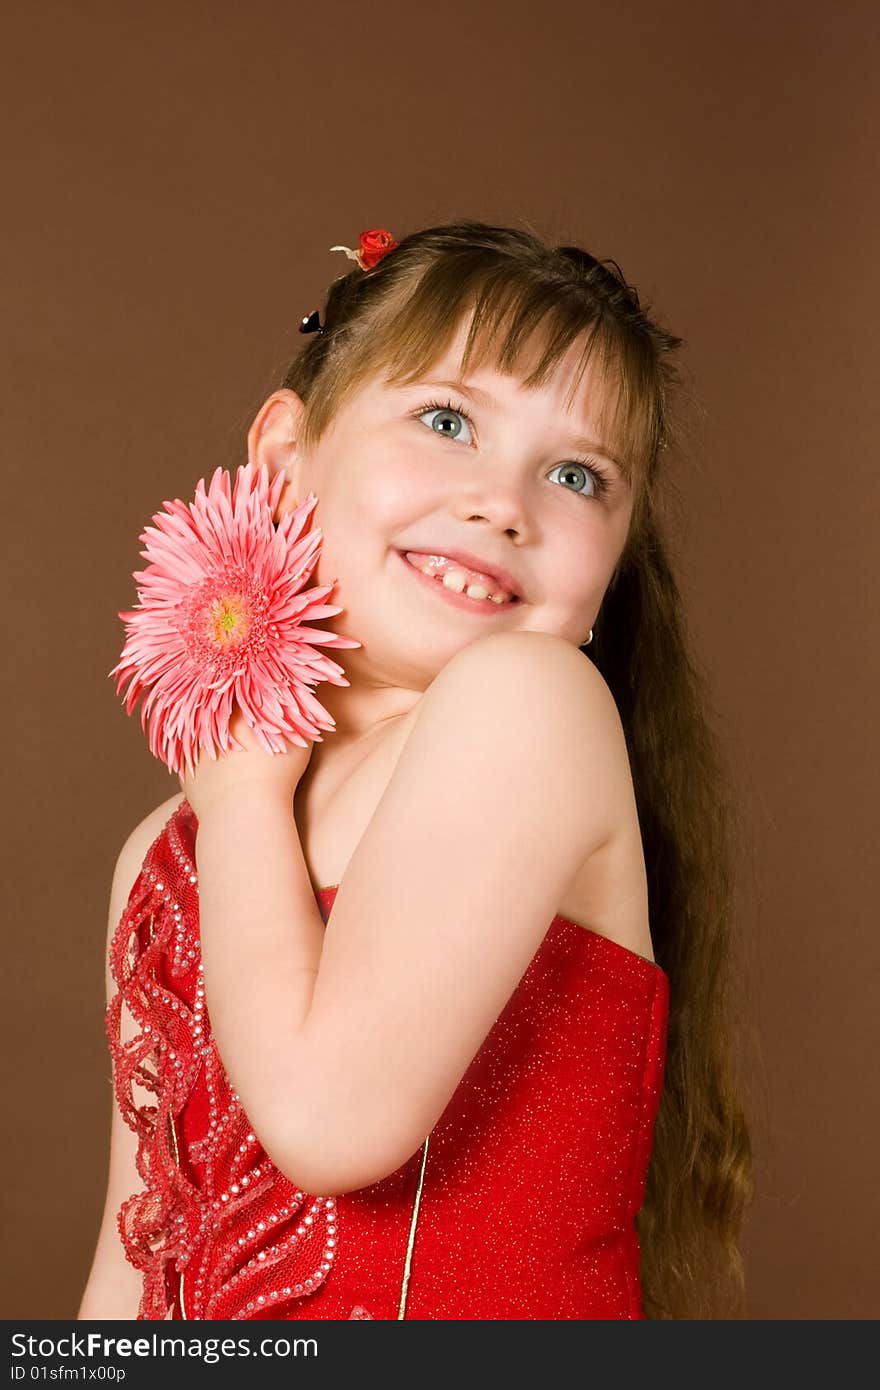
[414,378,625,470]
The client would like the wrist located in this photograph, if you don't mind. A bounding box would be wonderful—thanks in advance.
[192,775,294,823]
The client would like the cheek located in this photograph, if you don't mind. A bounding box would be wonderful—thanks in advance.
[356,457,427,531]
[307,472,403,587]
[544,535,604,605]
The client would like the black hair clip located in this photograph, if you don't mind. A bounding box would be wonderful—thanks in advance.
[299,309,324,335]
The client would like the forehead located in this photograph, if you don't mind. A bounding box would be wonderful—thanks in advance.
[380,314,618,432]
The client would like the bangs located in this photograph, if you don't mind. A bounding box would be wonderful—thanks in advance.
[299,253,664,499]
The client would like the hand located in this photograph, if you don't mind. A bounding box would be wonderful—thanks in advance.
[179,705,314,819]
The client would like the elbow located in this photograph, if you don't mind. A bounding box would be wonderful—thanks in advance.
[271,1150,384,1198]
[259,1091,425,1196]
[267,1130,413,1198]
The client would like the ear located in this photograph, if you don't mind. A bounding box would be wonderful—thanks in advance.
[246,389,307,517]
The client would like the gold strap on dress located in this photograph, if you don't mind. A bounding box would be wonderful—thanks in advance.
[397,1135,429,1319]
[167,1112,189,1320]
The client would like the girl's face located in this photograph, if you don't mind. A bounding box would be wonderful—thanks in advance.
[253,318,635,722]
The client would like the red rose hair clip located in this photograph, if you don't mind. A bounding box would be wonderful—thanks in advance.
[330,227,399,270]
[300,228,399,335]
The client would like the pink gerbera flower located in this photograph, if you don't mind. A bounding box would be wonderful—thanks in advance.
[109,462,361,777]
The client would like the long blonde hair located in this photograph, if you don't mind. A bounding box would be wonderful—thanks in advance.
[278,220,757,1318]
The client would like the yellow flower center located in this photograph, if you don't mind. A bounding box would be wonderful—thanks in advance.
[208,594,250,648]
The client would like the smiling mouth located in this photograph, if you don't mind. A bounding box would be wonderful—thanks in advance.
[396,550,522,613]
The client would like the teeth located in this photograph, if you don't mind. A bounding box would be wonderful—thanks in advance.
[441,569,467,593]
[438,568,510,603]
[408,553,514,603]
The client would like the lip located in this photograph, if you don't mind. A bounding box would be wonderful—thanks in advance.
[395,550,522,614]
[396,547,523,601]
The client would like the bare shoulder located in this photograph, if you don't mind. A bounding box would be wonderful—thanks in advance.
[426,632,628,783]
[125,789,186,853]
[118,791,185,869]
[399,631,630,865]
[106,792,186,947]
[433,630,621,726]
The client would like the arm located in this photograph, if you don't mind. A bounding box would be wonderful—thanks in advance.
[197,632,630,1195]
[77,793,185,1320]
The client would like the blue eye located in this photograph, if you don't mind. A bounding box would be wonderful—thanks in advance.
[419,405,472,442]
[548,461,611,501]
[417,401,474,445]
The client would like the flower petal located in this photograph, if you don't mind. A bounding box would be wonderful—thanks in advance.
[111,463,359,776]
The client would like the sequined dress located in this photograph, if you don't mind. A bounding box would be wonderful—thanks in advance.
[106,800,669,1321]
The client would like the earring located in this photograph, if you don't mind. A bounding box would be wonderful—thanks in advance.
[299,309,324,334]
[582,629,593,646]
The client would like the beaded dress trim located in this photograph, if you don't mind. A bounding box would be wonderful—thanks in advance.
[106,806,418,1321]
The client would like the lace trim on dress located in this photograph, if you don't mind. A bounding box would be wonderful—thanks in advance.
[105,807,338,1320]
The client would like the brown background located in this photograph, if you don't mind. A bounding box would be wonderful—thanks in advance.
[2,0,877,1319]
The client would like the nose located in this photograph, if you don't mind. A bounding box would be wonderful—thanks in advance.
[450,459,534,539]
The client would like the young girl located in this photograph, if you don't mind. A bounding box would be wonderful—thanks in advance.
[79,220,754,1322]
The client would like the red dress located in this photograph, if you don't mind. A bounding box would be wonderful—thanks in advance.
[107,800,669,1321]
